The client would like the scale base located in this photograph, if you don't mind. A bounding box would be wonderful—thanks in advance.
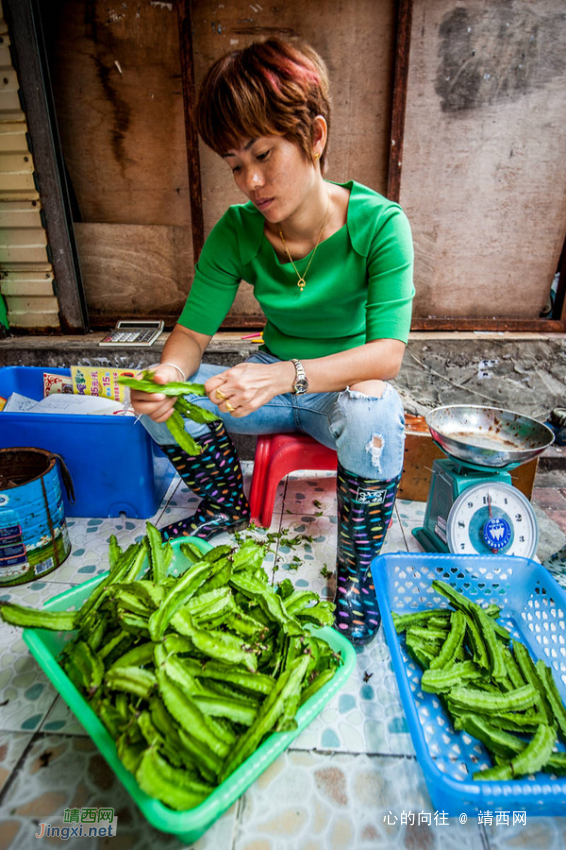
[412,526,449,554]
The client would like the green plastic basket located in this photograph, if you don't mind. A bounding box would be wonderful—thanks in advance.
[23,537,356,843]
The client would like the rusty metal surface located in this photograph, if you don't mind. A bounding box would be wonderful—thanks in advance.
[425,404,555,468]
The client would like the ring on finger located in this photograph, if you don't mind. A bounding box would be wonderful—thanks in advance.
[215,389,226,401]
[225,401,235,413]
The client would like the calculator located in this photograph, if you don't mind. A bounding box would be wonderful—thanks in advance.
[99,321,164,347]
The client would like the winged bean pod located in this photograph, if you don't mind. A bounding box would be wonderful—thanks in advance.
[0,603,77,631]
[156,670,229,759]
[296,601,336,628]
[193,695,257,726]
[459,714,526,760]
[161,655,205,698]
[511,643,554,725]
[471,606,507,681]
[406,626,449,642]
[98,700,125,739]
[405,641,436,670]
[98,630,131,663]
[164,408,203,456]
[535,660,566,741]
[510,723,557,777]
[118,374,207,397]
[86,612,110,651]
[421,661,483,693]
[463,612,489,669]
[136,747,214,811]
[226,610,269,640]
[299,668,337,706]
[148,558,222,640]
[104,666,157,699]
[487,712,548,734]
[112,588,153,617]
[75,555,132,627]
[473,762,514,781]
[174,396,220,424]
[116,734,146,775]
[201,678,260,708]
[63,640,104,696]
[392,609,450,633]
[284,590,319,616]
[145,521,173,584]
[232,540,268,573]
[230,574,303,636]
[502,645,526,690]
[188,659,275,696]
[219,655,310,783]
[176,728,222,782]
[544,753,566,775]
[171,611,259,672]
[448,684,537,714]
[429,610,467,670]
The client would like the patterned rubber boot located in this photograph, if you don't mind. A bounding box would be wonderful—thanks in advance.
[334,462,401,646]
[159,419,250,541]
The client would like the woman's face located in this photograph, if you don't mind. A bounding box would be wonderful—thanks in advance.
[222,135,317,225]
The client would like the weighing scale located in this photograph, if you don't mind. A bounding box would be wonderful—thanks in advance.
[412,405,555,558]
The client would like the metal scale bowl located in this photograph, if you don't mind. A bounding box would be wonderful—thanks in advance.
[412,405,555,558]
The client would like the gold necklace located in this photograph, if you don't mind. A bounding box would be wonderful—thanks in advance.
[279,192,331,292]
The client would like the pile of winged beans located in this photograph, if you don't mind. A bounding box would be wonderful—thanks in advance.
[393,580,566,781]
[0,527,341,810]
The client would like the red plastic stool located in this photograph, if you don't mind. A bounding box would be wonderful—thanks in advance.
[249,433,338,528]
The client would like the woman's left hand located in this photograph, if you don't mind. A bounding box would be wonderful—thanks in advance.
[205,361,295,417]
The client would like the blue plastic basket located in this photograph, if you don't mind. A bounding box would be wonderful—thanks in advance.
[0,366,173,518]
[373,552,566,817]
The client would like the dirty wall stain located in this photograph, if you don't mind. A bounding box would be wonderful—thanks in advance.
[84,0,133,172]
[435,2,566,112]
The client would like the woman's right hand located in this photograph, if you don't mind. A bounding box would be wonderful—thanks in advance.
[129,364,181,422]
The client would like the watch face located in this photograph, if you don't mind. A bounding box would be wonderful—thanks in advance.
[291,360,308,394]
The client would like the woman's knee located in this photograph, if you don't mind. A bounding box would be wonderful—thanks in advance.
[348,380,387,398]
[331,384,405,478]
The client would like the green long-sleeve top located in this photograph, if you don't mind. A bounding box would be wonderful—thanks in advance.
[178,180,415,361]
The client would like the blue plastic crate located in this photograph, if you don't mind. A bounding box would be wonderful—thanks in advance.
[0,366,173,518]
[374,552,566,817]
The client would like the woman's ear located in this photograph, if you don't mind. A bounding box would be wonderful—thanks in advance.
[312,115,328,158]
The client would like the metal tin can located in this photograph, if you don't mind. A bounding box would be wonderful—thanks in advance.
[0,447,72,586]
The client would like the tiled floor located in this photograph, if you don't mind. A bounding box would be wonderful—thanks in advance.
[1,463,565,849]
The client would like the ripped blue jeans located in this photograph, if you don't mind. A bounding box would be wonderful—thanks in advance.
[141,351,405,480]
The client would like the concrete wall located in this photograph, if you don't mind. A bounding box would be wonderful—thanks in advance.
[2,332,564,427]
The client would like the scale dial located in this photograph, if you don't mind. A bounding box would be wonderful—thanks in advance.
[446,481,538,558]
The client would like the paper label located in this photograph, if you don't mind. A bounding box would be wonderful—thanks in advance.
[70,366,137,403]
[355,487,387,506]
[43,372,73,397]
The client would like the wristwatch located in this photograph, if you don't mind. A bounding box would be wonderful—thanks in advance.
[291,359,308,395]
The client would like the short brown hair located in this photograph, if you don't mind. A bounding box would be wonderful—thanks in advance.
[195,37,332,169]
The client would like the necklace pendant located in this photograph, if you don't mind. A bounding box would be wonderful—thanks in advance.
[297,278,306,292]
